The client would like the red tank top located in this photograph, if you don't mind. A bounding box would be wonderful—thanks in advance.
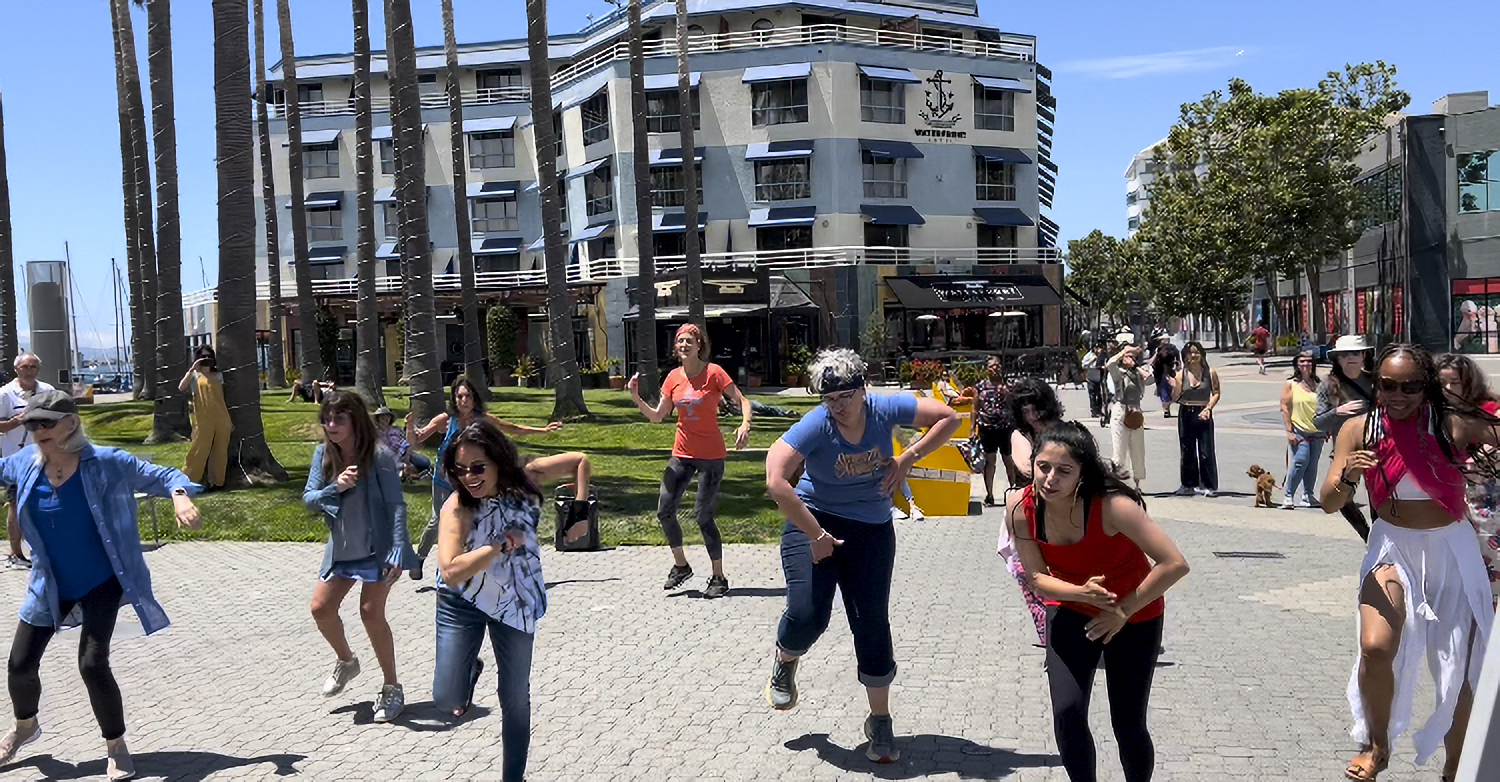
[1021,486,1164,623]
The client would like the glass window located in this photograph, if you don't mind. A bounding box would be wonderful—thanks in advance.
[303,144,339,179]
[751,80,808,127]
[308,207,342,243]
[581,92,610,146]
[754,158,811,201]
[978,224,1016,248]
[297,82,323,105]
[860,75,905,124]
[469,131,516,169]
[650,165,702,208]
[476,68,522,99]
[862,151,906,199]
[975,157,1016,201]
[1459,150,1495,214]
[552,111,563,158]
[645,88,700,134]
[751,18,773,44]
[864,223,908,261]
[756,226,812,252]
[585,163,613,216]
[1355,165,1404,230]
[471,198,519,234]
[478,255,521,274]
[381,202,399,241]
[974,86,1015,131]
[1127,216,1140,231]
[653,231,704,258]
[308,263,346,281]
[418,73,440,102]
[378,140,395,175]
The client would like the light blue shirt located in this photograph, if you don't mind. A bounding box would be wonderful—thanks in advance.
[780,393,918,524]
[303,444,418,579]
[0,443,199,634]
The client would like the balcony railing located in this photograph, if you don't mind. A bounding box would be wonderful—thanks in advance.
[271,87,531,118]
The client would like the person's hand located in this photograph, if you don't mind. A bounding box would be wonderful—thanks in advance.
[173,496,201,529]
[1198,407,1213,421]
[191,358,210,372]
[810,529,843,563]
[1337,400,1367,416]
[1085,610,1129,643]
[542,421,563,432]
[490,529,527,554]
[1076,575,1118,608]
[627,373,640,394]
[734,423,751,450]
[334,466,359,493]
[1287,431,1299,444]
[881,450,918,496]
[1343,450,1377,484]
[382,565,402,584]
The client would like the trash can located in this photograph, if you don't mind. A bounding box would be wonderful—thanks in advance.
[554,485,600,552]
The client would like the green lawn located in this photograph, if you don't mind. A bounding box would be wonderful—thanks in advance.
[80,388,816,548]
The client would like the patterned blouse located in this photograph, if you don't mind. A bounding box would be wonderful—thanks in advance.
[973,379,1014,431]
[438,494,548,634]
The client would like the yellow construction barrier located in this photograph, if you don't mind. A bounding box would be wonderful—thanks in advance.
[892,429,974,518]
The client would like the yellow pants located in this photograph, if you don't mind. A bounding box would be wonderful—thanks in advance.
[185,415,232,487]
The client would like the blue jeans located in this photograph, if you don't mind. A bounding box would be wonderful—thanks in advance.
[408,452,432,472]
[1285,431,1325,502]
[434,589,535,782]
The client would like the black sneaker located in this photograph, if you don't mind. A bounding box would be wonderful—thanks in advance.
[864,714,900,763]
[704,575,729,599]
[663,564,693,590]
[766,655,798,710]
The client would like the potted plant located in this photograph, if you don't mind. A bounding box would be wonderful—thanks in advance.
[513,355,538,387]
[907,358,943,390]
[487,306,519,387]
[785,343,814,387]
[582,358,613,389]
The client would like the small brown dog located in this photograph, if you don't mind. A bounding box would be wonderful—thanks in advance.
[1246,465,1278,507]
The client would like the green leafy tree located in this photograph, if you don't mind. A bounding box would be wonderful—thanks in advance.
[1064,230,1146,326]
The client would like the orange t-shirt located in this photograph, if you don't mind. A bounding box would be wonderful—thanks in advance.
[662,363,733,460]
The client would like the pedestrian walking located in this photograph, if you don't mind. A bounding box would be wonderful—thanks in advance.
[0,353,54,567]
[1083,340,1106,420]
[1104,345,1152,492]
[1436,352,1500,610]
[1150,344,1178,419]
[1250,319,1271,374]
[0,390,202,780]
[1319,344,1497,782]
[762,348,959,764]
[407,378,562,580]
[178,345,231,492]
[1279,351,1325,508]
[431,419,593,782]
[1003,378,1066,646]
[1316,335,1377,540]
[1171,342,1220,497]
[627,323,752,598]
[302,390,419,723]
[972,355,1016,506]
[1005,421,1189,782]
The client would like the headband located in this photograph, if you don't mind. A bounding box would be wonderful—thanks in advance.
[675,323,702,340]
[818,368,865,395]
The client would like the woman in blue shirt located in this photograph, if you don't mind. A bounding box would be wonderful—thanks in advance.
[0,390,201,781]
[763,348,960,764]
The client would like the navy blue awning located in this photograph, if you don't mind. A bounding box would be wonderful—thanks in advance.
[745,140,815,160]
[473,237,523,255]
[653,212,709,233]
[860,205,925,225]
[291,192,342,209]
[375,242,399,259]
[571,222,614,243]
[859,139,924,159]
[741,63,811,83]
[467,180,520,199]
[973,207,1034,227]
[374,187,396,203]
[297,129,340,146]
[564,156,610,180]
[649,147,705,165]
[857,64,921,84]
[973,75,1031,93]
[973,146,1032,164]
[644,72,701,91]
[305,246,347,265]
[749,206,817,227]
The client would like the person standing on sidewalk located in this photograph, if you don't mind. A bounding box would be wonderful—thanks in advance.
[0,353,54,567]
[178,345,232,492]
[303,391,418,723]
[1104,345,1153,493]
[1171,342,1220,497]
[763,348,959,764]
[1083,339,1106,421]
[1279,351,1325,509]
[1250,320,1271,375]
[0,390,202,781]
[1150,344,1179,420]
[1315,335,1376,540]
[627,323,752,598]
[972,356,1017,506]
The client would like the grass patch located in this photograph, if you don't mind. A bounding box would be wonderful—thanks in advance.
[81,387,816,547]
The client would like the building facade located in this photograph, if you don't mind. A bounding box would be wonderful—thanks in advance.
[1122,139,1164,237]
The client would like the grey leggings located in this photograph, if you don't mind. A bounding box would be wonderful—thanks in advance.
[657,456,725,561]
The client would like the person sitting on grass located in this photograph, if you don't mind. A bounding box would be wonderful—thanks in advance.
[373,406,430,481]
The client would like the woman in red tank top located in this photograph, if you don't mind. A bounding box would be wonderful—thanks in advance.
[1004,421,1190,782]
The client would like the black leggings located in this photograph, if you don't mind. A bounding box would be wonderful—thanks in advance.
[1046,606,1164,782]
[7,577,126,740]
[656,456,725,561]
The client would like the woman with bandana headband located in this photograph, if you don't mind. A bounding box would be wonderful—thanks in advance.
[628,323,752,598]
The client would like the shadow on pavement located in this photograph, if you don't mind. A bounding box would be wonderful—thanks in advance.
[545,577,623,589]
[667,586,786,599]
[5,750,305,780]
[784,732,1059,779]
[330,699,491,730]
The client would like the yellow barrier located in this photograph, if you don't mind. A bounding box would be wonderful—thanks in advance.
[892,432,973,518]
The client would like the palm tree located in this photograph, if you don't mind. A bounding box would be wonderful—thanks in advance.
[525,0,587,419]
[674,0,703,327]
[0,87,18,365]
[253,0,285,388]
[386,0,442,420]
[276,0,325,386]
[627,0,658,401]
[350,0,381,404]
[138,0,191,442]
[441,0,484,397]
[213,0,287,484]
[112,0,158,399]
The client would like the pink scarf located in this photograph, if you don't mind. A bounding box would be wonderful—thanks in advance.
[1368,407,1467,519]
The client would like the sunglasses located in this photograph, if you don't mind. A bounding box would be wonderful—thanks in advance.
[320,412,351,426]
[450,462,490,478]
[821,390,860,408]
[22,420,58,432]
[1378,377,1425,395]
[15,364,38,371]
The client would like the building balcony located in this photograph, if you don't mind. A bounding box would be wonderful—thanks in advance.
[272,87,531,118]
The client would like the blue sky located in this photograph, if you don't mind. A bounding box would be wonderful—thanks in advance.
[0,0,1495,349]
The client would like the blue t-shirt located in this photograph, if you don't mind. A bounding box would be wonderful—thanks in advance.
[780,393,918,524]
[28,473,114,601]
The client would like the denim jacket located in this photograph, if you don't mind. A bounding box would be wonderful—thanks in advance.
[303,444,417,578]
[0,443,199,634]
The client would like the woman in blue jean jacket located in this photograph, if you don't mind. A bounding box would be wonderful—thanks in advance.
[302,391,418,724]
[0,390,201,781]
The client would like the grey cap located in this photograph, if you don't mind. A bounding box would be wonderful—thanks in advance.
[21,389,77,422]
[373,406,396,420]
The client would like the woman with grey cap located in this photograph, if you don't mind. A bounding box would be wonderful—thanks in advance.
[763,348,960,763]
[0,390,202,780]
[1315,335,1377,540]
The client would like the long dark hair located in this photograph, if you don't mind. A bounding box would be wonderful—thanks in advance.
[448,377,487,418]
[1033,421,1146,508]
[319,390,378,481]
[1322,348,1374,404]
[1010,378,1064,436]
[1435,353,1500,408]
[194,344,217,372]
[443,419,540,510]
[1289,350,1320,384]
[1181,341,1209,371]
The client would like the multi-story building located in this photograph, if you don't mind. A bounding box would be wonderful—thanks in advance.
[1122,139,1165,237]
[196,0,1063,384]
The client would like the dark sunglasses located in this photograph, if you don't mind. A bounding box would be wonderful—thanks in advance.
[450,462,490,478]
[1378,377,1425,395]
[22,420,58,432]
[320,412,351,426]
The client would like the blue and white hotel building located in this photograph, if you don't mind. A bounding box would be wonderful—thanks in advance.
[225,0,1062,383]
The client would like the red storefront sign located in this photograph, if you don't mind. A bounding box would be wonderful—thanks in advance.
[1323,293,1339,333]
[1355,289,1368,333]
[1393,284,1404,335]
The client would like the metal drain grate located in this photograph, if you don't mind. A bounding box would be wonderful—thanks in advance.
[1212,551,1286,559]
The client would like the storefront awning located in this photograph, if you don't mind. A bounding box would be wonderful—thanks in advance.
[473,237,523,255]
[860,204,925,225]
[623,304,769,320]
[973,207,1034,227]
[375,242,399,259]
[973,146,1032,165]
[749,206,816,227]
[292,192,342,209]
[374,187,397,203]
[745,139,815,160]
[293,129,340,146]
[467,180,520,199]
[644,72,701,91]
[463,116,517,134]
[649,147,705,165]
[885,275,1062,310]
[857,64,921,83]
[305,246,347,265]
[973,75,1030,93]
[859,139,924,159]
[564,156,610,180]
[741,63,811,83]
[653,212,709,233]
[571,222,613,243]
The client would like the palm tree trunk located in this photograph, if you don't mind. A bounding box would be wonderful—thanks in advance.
[143,0,191,442]
[351,0,381,404]
[118,0,158,401]
[276,0,325,386]
[525,0,588,420]
[674,0,703,328]
[386,0,442,421]
[213,0,287,485]
[112,0,149,398]
[0,88,18,365]
[253,0,285,388]
[628,0,659,401]
[442,0,484,398]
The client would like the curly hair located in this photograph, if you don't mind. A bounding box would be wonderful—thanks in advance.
[448,377,487,417]
[1009,378,1064,436]
[806,348,866,395]
[443,419,541,509]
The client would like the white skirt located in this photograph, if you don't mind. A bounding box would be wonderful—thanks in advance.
[1348,519,1494,764]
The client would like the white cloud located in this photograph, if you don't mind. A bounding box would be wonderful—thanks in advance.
[1056,46,1247,79]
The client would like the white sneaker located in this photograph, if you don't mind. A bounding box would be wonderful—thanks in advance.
[0,718,41,766]
[910,504,925,521]
[373,683,405,723]
[322,656,361,697]
[1280,498,1295,510]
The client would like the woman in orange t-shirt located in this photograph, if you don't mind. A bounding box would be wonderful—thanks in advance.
[628,324,752,598]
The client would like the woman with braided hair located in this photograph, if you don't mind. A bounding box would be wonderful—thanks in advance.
[1320,344,1499,781]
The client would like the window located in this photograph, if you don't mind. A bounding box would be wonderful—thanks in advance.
[922,27,965,51]
[974,85,1015,131]
[476,68,522,99]
[976,157,1016,201]
[585,163,613,216]
[552,111,563,157]
[1459,150,1496,213]
[1126,190,1139,206]
[862,151,907,198]
[645,89,701,134]
[418,73,440,103]
[756,226,812,251]
[309,263,346,281]
[751,18,773,44]
[308,207,342,243]
[471,198,519,234]
[751,80,808,126]
[469,131,515,169]
[864,224,908,261]
[477,255,520,274]
[754,159,811,201]
[378,140,395,175]
[653,231,705,258]
[581,92,610,146]
[650,165,702,208]
[977,224,1017,261]
[1355,165,1403,230]
[1127,216,1140,231]
[381,203,399,241]
[297,83,323,105]
[303,145,339,179]
[860,75,905,124]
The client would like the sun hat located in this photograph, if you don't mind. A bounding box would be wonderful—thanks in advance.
[20,389,77,422]
[373,406,396,421]
[1328,335,1373,355]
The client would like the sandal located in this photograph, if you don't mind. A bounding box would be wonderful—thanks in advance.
[983,495,996,507]
[1344,747,1388,781]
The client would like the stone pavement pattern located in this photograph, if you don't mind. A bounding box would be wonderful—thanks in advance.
[0,353,1464,780]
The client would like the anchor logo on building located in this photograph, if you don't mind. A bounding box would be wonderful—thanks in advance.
[919,69,961,129]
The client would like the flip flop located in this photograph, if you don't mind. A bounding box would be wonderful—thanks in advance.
[1344,748,1388,781]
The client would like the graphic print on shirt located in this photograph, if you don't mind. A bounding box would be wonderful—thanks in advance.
[455,496,547,633]
[835,448,888,479]
[673,385,711,422]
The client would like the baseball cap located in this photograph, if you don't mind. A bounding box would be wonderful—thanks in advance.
[21,389,77,422]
